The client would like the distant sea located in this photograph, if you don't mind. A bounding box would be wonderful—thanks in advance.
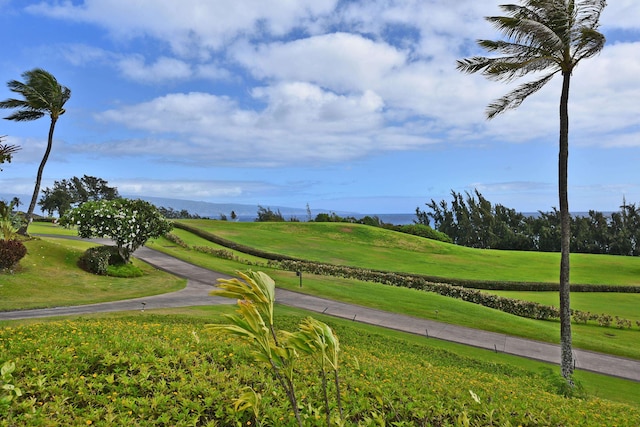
[231,213,418,225]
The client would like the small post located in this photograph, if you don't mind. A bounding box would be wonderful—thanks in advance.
[296,271,302,287]
[494,344,498,353]
[141,302,146,313]
[425,328,429,338]
[322,307,328,314]
[352,314,357,321]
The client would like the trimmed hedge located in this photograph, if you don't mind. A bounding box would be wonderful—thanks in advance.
[78,246,125,275]
[0,239,27,270]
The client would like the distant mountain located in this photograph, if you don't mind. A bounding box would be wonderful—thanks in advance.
[129,195,315,220]
[0,192,358,221]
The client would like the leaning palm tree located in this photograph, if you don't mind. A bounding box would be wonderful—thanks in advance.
[0,69,71,234]
[457,0,606,382]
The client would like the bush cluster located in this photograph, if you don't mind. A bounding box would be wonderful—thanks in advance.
[78,246,124,275]
[0,240,27,270]
[384,223,453,243]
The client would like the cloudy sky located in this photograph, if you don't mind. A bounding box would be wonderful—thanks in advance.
[0,0,638,214]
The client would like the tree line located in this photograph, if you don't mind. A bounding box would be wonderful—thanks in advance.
[417,189,640,256]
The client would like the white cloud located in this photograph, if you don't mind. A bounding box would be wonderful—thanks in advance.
[27,0,640,167]
[233,32,406,92]
[28,0,339,54]
[117,55,193,83]
[115,179,246,198]
[601,1,640,31]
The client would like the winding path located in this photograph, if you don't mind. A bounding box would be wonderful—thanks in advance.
[1,239,639,383]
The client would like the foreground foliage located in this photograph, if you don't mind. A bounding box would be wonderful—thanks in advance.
[1,313,638,426]
[208,271,342,426]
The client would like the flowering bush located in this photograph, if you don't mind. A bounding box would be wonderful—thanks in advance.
[62,198,172,263]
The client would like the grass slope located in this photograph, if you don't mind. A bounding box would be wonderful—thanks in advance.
[176,220,640,286]
[0,237,185,311]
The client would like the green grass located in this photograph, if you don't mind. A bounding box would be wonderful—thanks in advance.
[487,290,640,320]
[0,237,185,311]
[175,220,640,286]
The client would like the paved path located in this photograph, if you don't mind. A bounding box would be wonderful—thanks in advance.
[2,239,639,382]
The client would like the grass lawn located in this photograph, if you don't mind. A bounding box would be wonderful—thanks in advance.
[486,290,640,320]
[175,220,640,286]
[0,237,185,311]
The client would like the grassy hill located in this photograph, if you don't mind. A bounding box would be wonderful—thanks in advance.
[174,219,640,286]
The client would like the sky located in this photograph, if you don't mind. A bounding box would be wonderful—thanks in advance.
[0,0,639,215]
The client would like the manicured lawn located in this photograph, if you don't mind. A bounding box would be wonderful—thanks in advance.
[3,223,637,420]
[143,233,640,360]
[175,220,640,286]
[0,237,185,311]
[487,290,640,320]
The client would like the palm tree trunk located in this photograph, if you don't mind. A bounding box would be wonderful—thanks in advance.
[18,118,57,235]
[559,71,573,382]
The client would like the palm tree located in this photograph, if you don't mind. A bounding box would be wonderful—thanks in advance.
[0,68,71,234]
[457,0,606,382]
[0,135,20,170]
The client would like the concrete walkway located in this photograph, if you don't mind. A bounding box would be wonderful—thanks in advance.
[2,240,639,382]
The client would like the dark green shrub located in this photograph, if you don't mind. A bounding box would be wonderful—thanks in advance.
[0,240,27,269]
[78,246,125,275]
[388,223,453,243]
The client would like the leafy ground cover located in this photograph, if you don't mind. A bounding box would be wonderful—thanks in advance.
[1,309,639,426]
[0,237,185,311]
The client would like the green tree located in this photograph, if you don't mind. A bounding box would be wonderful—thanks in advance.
[39,175,119,217]
[61,198,172,263]
[457,0,606,382]
[0,69,71,234]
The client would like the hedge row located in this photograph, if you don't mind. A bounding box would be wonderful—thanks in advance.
[173,222,305,262]
[269,259,640,328]
[269,259,563,320]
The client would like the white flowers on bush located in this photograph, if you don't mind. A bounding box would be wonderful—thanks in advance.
[62,198,172,263]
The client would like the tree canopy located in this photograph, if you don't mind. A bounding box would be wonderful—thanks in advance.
[39,175,120,217]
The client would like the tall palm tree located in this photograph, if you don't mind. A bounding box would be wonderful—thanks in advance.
[0,69,71,234]
[457,0,606,382]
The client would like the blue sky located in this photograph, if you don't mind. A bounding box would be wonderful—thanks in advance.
[1,0,639,214]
